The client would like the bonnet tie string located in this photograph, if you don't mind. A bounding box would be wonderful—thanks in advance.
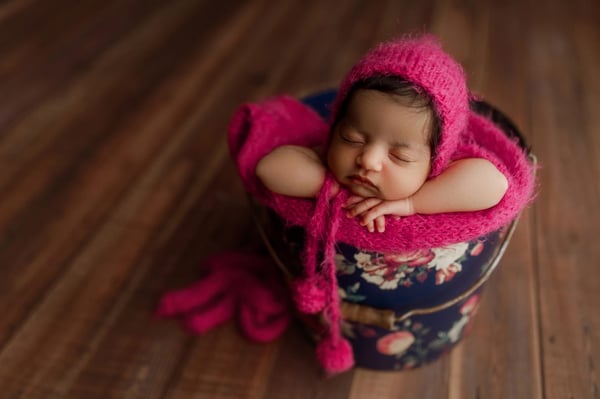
[292,174,355,374]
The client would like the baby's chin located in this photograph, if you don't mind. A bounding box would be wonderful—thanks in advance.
[342,182,381,198]
[342,183,414,201]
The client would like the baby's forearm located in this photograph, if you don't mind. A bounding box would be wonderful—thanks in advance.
[411,158,508,214]
[256,145,326,198]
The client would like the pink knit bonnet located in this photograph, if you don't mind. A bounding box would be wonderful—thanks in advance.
[331,34,470,177]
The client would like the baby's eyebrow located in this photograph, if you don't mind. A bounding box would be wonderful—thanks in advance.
[344,121,368,137]
[391,141,431,155]
[391,141,411,148]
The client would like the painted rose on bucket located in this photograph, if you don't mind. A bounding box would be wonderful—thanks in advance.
[383,249,435,267]
[376,331,415,356]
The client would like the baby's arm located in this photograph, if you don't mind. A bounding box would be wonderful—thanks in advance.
[256,145,326,198]
[412,158,509,213]
[346,158,508,232]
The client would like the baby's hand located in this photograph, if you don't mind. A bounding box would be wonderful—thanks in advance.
[343,196,415,233]
[344,196,385,232]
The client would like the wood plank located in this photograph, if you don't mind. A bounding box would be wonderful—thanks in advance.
[0,162,255,397]
[529,0,600,397]
[0,0,247,350]
[429,0,491,90]
[160,1,359,396]
[61,164,259,399]
[348,359,449,399]
[439,1,542,398]
[449,209,542,398]
[1,0,600,397]
[261,326,356,399]
[0,1,164,131]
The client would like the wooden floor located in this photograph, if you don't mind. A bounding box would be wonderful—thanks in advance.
[1,0,599,398]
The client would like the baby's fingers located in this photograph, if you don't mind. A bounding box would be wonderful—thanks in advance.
[343,195,365,208]
[374,216,385,233]
[345,197,382,218]
[365,220,375,233]
[360,202,397,225]
[359,215,385,233]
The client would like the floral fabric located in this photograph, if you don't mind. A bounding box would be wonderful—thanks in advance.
[333,227,507,370]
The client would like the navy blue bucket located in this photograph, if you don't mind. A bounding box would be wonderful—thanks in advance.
[251,90,533,370]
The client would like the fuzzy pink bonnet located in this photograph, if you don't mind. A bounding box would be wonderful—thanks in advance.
[331,34,470,177]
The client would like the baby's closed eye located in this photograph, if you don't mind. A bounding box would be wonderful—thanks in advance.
[389,151,414,163]
[340,129,365,145]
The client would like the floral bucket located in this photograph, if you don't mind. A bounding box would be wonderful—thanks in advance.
[250,89,534,371]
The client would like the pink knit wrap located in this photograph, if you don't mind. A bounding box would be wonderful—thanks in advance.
[228,35,534,253]
[228,96,534,252]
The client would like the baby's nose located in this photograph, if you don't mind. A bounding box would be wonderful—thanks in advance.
[358,146,383,172]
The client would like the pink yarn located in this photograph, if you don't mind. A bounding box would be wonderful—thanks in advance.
[317,189,355,373]
[228,100,534,253]
[292,276,327,314]
[317,335,354,374]
[292,176,355,372]
[227,94,328,199]
[292,176,339,314]
[156,252,291,343]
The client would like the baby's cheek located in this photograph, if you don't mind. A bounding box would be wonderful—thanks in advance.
[379,172,416,200]
[326,147,346,177]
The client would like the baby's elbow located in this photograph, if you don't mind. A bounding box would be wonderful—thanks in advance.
[255,156,270,184]
[498,173,509,196]
[487,170,509,208]
[256,154,283,193]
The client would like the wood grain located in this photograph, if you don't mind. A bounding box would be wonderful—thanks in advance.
[0,0,598,397]
[529,1,600,397]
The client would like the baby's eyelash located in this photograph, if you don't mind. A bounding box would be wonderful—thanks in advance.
[341,136,363,144]
[390,153,413,163]
[339,131,365,144]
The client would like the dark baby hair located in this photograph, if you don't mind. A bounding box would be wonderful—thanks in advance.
[332,75,441,154]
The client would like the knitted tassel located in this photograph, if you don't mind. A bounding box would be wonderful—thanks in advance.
[316,335,354,374]
[292,275,327,314]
